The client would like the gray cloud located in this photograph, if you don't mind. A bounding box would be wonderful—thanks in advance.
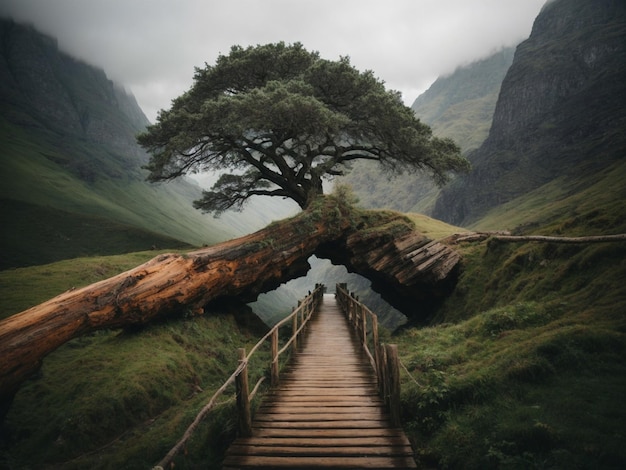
[0,0,546,122]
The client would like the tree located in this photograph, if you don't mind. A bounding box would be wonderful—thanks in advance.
[138,42,469,214]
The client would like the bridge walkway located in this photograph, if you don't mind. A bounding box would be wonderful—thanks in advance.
[222,293,416,469]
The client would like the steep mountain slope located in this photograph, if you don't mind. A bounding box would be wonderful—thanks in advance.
[0,19,248,268]
[340,47,514,214]
[411,47,515,154]
[433,0,626,226]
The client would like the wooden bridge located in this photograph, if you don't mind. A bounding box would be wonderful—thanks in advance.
[222,288,416,469]
[154,284,417,469]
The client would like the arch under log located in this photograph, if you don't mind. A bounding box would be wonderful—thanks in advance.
[0,198,462,414]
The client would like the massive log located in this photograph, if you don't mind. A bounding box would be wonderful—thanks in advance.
[0,198,461,413]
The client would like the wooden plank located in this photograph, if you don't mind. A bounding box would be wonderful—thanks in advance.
[222,455,418,468]
[257,405,383,414]
[266,396,385,405]
[253,420,389,429]
[226,444,414,456]
[251,428,408,438]
[233,436,412,447]
[254,412,389,422]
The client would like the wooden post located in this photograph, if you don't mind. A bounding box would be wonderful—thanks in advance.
[372,315,382,391]
[292,308,298,352]
[271,329,279,387]
[380,344,389,401]
[235,348,252,437]
[347,293,352,323]
[385,344,401,427]
[361,306,367,346]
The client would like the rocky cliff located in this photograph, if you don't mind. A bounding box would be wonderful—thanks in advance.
[0,19,148,162]
[412,46,515,154]
[433,0,626,226]
[341,47,514,215]
[0,19,255,267]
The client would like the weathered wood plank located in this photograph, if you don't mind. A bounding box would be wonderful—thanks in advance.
[257,405,382,414]
[250,428,408,438]
[233,435,413,447]
[226,444,414,456]
[222,454,418,468]
[253,420,389,429]
[255,415,390,423]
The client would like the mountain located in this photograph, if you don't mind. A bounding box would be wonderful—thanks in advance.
[411,46,515,154]
[340,46,514,215]
[432,0,626,226]
[0,19,286,269]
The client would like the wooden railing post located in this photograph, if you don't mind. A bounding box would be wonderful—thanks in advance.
[292,306,298,352]
[271,329,279,386]
[372,314,383,392]
[385,344,401,427]
[380,343,389,403]
[361,304,367,346]
[235,348,252,437]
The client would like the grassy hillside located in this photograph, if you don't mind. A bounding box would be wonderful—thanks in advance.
[472,158,626,236]
[0,20,279,269]
[0,252,272,469]
[396,159,626,468]
[1,310,268,469]
[0,173,624,468]
[0,116,243,268]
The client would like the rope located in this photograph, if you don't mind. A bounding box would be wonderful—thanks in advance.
[399,359,423,388]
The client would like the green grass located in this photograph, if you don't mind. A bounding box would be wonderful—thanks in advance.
[397,211,626,468]
[473,159,626,235]
[1,159,625,468]
[0,117,238,268]
[406,212,467,240]
[398,301,626,468]
[0,199,193,270]
[0,250,189,318]
[393,150,626,468]
[1,304,270,469]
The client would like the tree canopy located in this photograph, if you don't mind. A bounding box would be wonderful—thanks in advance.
[138,42,469,214]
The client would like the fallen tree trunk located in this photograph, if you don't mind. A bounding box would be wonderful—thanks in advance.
[0,201,346,409]
[0,199,462,413]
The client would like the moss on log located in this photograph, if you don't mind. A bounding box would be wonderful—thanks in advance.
[0,198,462,413]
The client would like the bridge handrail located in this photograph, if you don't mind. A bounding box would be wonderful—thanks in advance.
[154,283,325,470]
[335,283,401,427]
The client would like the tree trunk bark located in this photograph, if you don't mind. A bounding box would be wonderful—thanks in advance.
[0,200,462,414]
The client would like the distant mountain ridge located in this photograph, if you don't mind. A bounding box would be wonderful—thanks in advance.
[433,0,626,225]
[340,45,514,215]
[0,19,250,268]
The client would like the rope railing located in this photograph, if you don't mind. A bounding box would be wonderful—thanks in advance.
[153,283,325,470]
[335,283,402,427]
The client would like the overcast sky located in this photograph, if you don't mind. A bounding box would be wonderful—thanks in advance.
[1,0,546,122]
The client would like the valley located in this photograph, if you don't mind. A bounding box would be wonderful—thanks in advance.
[1,0,625,468]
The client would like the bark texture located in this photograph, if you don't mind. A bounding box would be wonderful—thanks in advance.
[0,200,461,411]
